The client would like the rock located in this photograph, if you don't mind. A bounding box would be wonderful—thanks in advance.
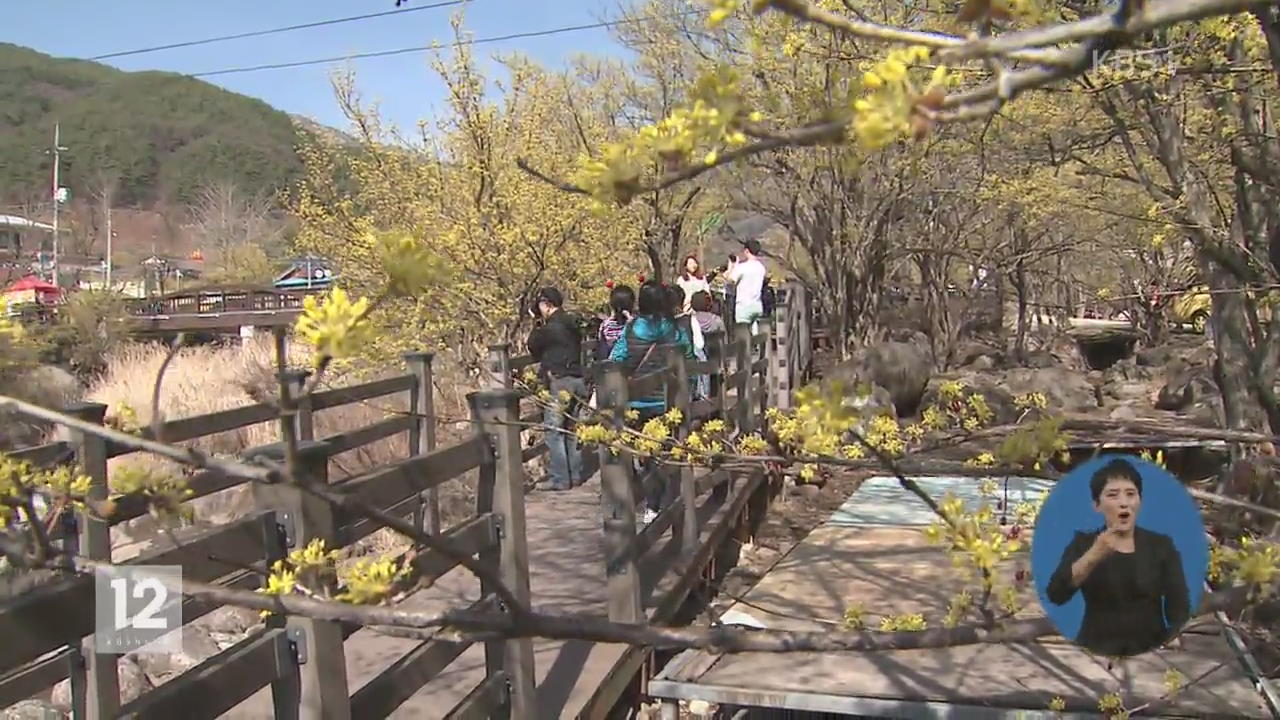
[828,340,932,416]
[194,605,262,636]
[2,700,64,719]
[1023,350,1057,369]
[52,655,151,712]
[131,625,223,682]
[793,483,822,499]
[1104,381,1152,403]
[1155,360,1217,413]
[922,375,1019,424]
[999,368,1099,414]
[1109,405,1139,421]
[969,355,995,371]
[1136,346,1174,367]
[954,340,1004,368]
[840,382,897,421]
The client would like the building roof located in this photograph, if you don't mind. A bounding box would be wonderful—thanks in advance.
[0,215,55,232]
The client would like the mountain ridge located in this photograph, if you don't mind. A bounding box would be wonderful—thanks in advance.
[0,43,347,211]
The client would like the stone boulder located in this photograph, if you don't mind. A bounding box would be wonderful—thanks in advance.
[921,375,1018,424]
[130,625,223,683]
[1154,359,1218,412]
[3,700,64,719]
[999,367,1100,414]
[920,366,1098,425]
[827,339,932,416]
[52,655,151,712]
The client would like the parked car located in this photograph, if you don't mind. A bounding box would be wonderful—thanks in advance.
[1170,285,1274,332]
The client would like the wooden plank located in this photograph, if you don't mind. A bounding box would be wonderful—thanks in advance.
[309,375,414,411]
[579,474,763,719]
[0,513,271,670]
[333,438,484,530]
[629,370,666,398]
[348,596,496,718]
[0,569,261,707]
[8,441,73,467]
[114,629,287,719]
[109,403,279,454]
[443,672,508,720]
[688,399,718,421]
[321,415,415,457]
[521,441,547,462]
[0,648,76,710]
[110,466,250,526]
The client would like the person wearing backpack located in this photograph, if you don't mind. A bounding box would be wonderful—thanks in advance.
[608,281,696,524]
[596,284,635,362]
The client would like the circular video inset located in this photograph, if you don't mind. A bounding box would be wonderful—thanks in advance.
[1030,453,1208,658]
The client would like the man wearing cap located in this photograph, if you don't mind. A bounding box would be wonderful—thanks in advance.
[725,238,767,333]
[526,287,587,490]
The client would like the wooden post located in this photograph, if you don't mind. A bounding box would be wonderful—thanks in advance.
[282,369,314,442]
[468,389,536,719]
[771,292,792,410]
[66,402,118,720]
[756,323,773,421]
[487,343,512,389]
[664,348,699,554]
[706,331,728,421]
[249,442,350,720]
[734,323,754,434]
[596,364,644,623]
[404,351,440,536]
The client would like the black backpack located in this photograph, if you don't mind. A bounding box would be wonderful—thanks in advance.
[761,278,777,317]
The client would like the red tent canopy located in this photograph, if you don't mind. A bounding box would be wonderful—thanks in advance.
[5,275,62,302]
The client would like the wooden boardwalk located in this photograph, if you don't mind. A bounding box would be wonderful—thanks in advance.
[0,285,813,719]
[651,476,1277,718]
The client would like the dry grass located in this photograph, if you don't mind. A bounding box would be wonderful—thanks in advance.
[88,337,489,556]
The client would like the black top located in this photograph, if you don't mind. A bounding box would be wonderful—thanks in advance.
[1046,526,1190,657]
[526,309,583,381]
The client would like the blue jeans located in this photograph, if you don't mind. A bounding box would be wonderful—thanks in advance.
[629,406,670,512]
[693,346,710,400]
[545,376,588,489]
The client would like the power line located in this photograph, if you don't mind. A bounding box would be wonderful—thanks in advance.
[189,9,706,78]
[88,0,469,61]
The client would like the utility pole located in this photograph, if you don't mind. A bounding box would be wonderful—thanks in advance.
[48,123,68,288]
[105,207,113,289]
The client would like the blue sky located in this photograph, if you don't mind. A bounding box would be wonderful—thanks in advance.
[4,0,635,133]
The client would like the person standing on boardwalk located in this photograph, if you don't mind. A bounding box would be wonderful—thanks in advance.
[595,283,635,362]
[609,281,696,524]
[676,255,710,314]
[690,290,724,399]
[725,238,767,333]
[526,287,587,491]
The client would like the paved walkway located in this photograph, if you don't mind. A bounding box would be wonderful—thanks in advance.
[653,475,1274,718]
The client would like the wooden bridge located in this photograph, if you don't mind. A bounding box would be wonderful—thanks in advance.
[0,288,814,719]
[124,288,306,334]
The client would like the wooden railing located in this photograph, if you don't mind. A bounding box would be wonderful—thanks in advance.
[0,285,810,719]
[124,288,305,318]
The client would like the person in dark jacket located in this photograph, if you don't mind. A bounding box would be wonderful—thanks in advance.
[609,281,695,523]
[1046,459,1190,657]
[527,287,587,490]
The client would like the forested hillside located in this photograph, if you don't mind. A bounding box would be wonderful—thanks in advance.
[0,43,307,209]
